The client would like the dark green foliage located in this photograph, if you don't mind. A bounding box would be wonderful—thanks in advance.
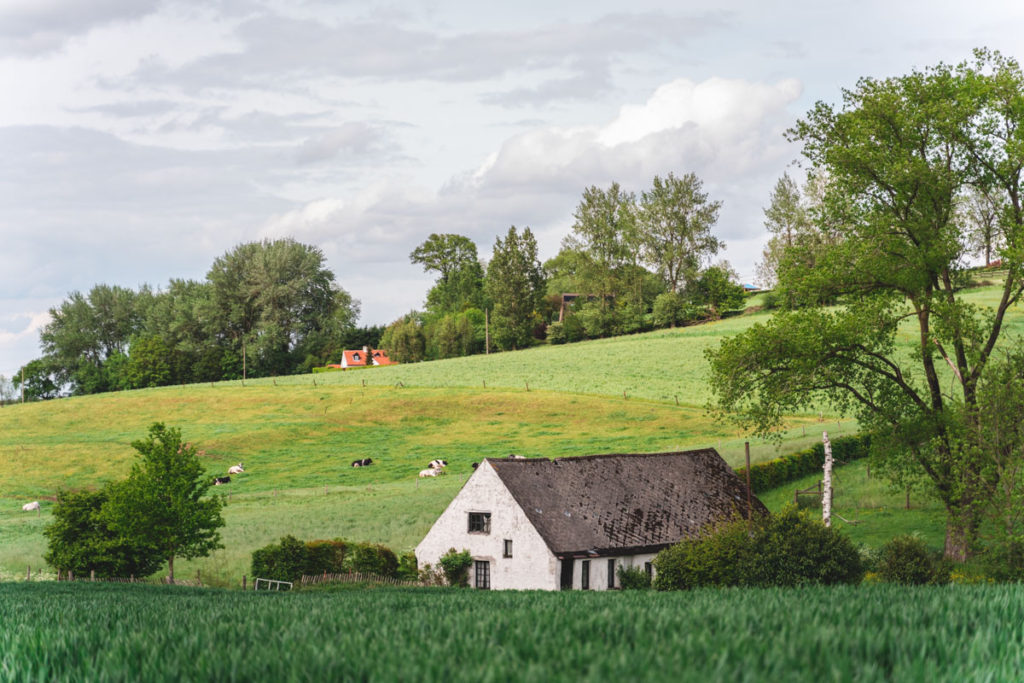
[250,537,399,582]
[380,316,426,363]
[616,565,652,590]
[348,542,398,576]
[43,488,163,579]
[104,423,225,582]
[251,535,308,582]
[485,226,546,351]
[735,433,871,493]
[653,507,864,590]
[878,535,949,585]
[397,552,418,581]
[411,234,486,315]
[691,266,746,318]
[15,358,61,400]
[652,292,696,328]
[439,548,473,587]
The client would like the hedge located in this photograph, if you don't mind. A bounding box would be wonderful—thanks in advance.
[734,433,871,493]
[252,536,401,583]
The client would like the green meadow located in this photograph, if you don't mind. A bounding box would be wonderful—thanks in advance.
[0,283,1018,583]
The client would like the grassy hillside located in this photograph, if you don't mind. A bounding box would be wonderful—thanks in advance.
[0,283,1017,583]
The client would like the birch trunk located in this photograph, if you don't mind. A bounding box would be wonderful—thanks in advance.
[822,431,833,528]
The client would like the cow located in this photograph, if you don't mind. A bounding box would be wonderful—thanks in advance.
[21,501,40,512]
[351,458,373,467]
[228,463,245,475]
[471,462,479,470]
[418,469,439,478]
[213,476,231,485]
[506,454,527,460]
[428,459,448,470]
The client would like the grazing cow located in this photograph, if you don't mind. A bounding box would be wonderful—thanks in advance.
[213,476,231,485]
[21,501,40,512]
[351,458,373,468]
[228,463,244,475]
[471,462,479,470]
[419,469,439,478]
[506,454,527,460]
[428,459,448,470]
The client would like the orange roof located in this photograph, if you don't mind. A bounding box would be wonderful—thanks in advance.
[342,350,368,366]
[371,349,396,365]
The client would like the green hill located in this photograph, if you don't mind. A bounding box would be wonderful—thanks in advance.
[1,284,1015,584]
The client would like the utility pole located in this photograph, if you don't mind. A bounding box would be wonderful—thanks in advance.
[21,366,25,403]
[822,431,833,528]
[485,308,490,355]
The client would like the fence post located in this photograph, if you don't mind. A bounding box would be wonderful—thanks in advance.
[197,570,201,585]
[745,442,752,522]
[242,575,247,591]
[26,566,30,581]
[90,570,95,582]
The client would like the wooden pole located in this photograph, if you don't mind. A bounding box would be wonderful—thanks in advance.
[822,431,833,528]
[745,441,752,521]
[26,566,30,581]
[21,366,25,403]
[242,575,247,591]
[485,309,490,355]
[90,569,95,582]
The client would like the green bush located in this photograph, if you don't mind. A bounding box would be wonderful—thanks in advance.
[616,565,652,590]
[878,535,948,585]
[347,542,398,577]
[734,433,871,493]
[251,535,308,582]
[439,548,473,587]
[304,540,348,575]
[653,507,864,590]
[396,552,418,581]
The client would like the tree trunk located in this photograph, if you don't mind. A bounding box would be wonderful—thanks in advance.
[168,556,175,584]
[944,513,978,562]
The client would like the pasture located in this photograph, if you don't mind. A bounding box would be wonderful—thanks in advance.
[2,582,1023,681]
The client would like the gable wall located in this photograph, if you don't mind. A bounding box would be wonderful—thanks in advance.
[415,461,559,590]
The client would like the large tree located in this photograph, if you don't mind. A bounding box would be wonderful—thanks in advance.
[485,226,546,350]
[104,423,225,582]
[756,173,812,289]
[706,50,1024,560]
[563,183,639,301]
[638,172,723,294]
[410,234,486,314]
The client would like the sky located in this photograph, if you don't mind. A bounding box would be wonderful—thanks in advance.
[2,0,1023,378]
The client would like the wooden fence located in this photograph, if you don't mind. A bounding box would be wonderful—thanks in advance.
[300,571,422,588]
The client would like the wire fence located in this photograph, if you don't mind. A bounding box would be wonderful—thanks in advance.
[300,571,422,588]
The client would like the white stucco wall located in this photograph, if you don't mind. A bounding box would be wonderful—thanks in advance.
[415,461,560,590]
[566,553,658,591]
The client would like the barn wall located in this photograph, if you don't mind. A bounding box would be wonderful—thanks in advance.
[415,461,559,590]
[567,553,658,591]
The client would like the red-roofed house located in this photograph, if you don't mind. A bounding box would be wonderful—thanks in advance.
[329,347,396,368]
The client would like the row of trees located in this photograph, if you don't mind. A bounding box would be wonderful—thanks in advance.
[708,49,1024,564]
[384,173,746,362]
[17,239,369,397]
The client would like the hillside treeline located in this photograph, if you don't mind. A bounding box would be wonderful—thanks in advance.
[17,239,371,398]
[386,172,747,363]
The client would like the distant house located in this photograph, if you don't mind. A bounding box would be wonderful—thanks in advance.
[415,449,767,590]
[327,347,396,369]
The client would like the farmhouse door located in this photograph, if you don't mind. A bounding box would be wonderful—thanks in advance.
[560,559,573,590]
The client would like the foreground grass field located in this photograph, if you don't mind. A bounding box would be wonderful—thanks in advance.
[2,582,1022,682]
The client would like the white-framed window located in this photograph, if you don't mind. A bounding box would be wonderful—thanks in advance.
[475,560,490,589]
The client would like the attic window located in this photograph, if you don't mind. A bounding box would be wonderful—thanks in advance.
[468,512,491,534]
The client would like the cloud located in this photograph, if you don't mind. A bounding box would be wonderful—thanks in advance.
[0,0,163,55]
[294,122,392,164]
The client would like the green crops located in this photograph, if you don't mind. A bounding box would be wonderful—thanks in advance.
[1,583,1022,682]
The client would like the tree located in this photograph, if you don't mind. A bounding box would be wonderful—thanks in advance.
[14,358,60,400]
[706,50,1024,561]
[379,316,426,363]
[691,264,746,319]
[564,183,638,301]
[638,172,723,294]
[960,186,1006,267]
[43,488,163,579]
[410,234,485,314]
[485,226,546,351]
[756,173,812,288]
[126,335,173,389]
[104,423,225,582]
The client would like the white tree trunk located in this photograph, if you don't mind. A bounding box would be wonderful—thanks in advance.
[822,431,833,528]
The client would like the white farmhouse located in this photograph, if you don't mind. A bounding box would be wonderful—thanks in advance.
[415,449,768,590]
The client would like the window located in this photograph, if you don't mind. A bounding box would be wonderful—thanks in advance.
[503,539,513,558]
[468,512,491,533]
[607,559,616,589]
[475,560,490,589]
[644,562,653,579]
[581,560,590,590]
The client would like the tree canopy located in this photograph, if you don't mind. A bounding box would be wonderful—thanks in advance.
[706,49,1024,560]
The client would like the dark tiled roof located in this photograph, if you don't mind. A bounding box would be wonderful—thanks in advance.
[488,450,767,556]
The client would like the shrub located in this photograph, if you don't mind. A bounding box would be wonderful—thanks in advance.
[304,540,348,575]
[439,548,473,587]
[251,535,308,582]
[616,565,652,590]
[396,552,418,581]
[734,433,871,493]
[653,507,864,590]
[347,542,399,577]
[877,535,948,585]
[546,321,567,344]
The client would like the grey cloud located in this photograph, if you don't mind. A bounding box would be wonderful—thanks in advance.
[68,100,182,118]
[118,10,732,96]
[294,122,391,164]
[480,59,614,108]
[0,0,163,55]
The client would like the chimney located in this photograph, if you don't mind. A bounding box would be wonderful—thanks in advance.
[363,345,371,365]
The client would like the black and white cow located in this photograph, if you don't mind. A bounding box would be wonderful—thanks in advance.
[506,454,527,460]
[213,476,231,485]
[351,458,373,467]
[428,459,448,470]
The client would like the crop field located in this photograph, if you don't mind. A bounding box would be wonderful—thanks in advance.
[2,582,1023,681]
